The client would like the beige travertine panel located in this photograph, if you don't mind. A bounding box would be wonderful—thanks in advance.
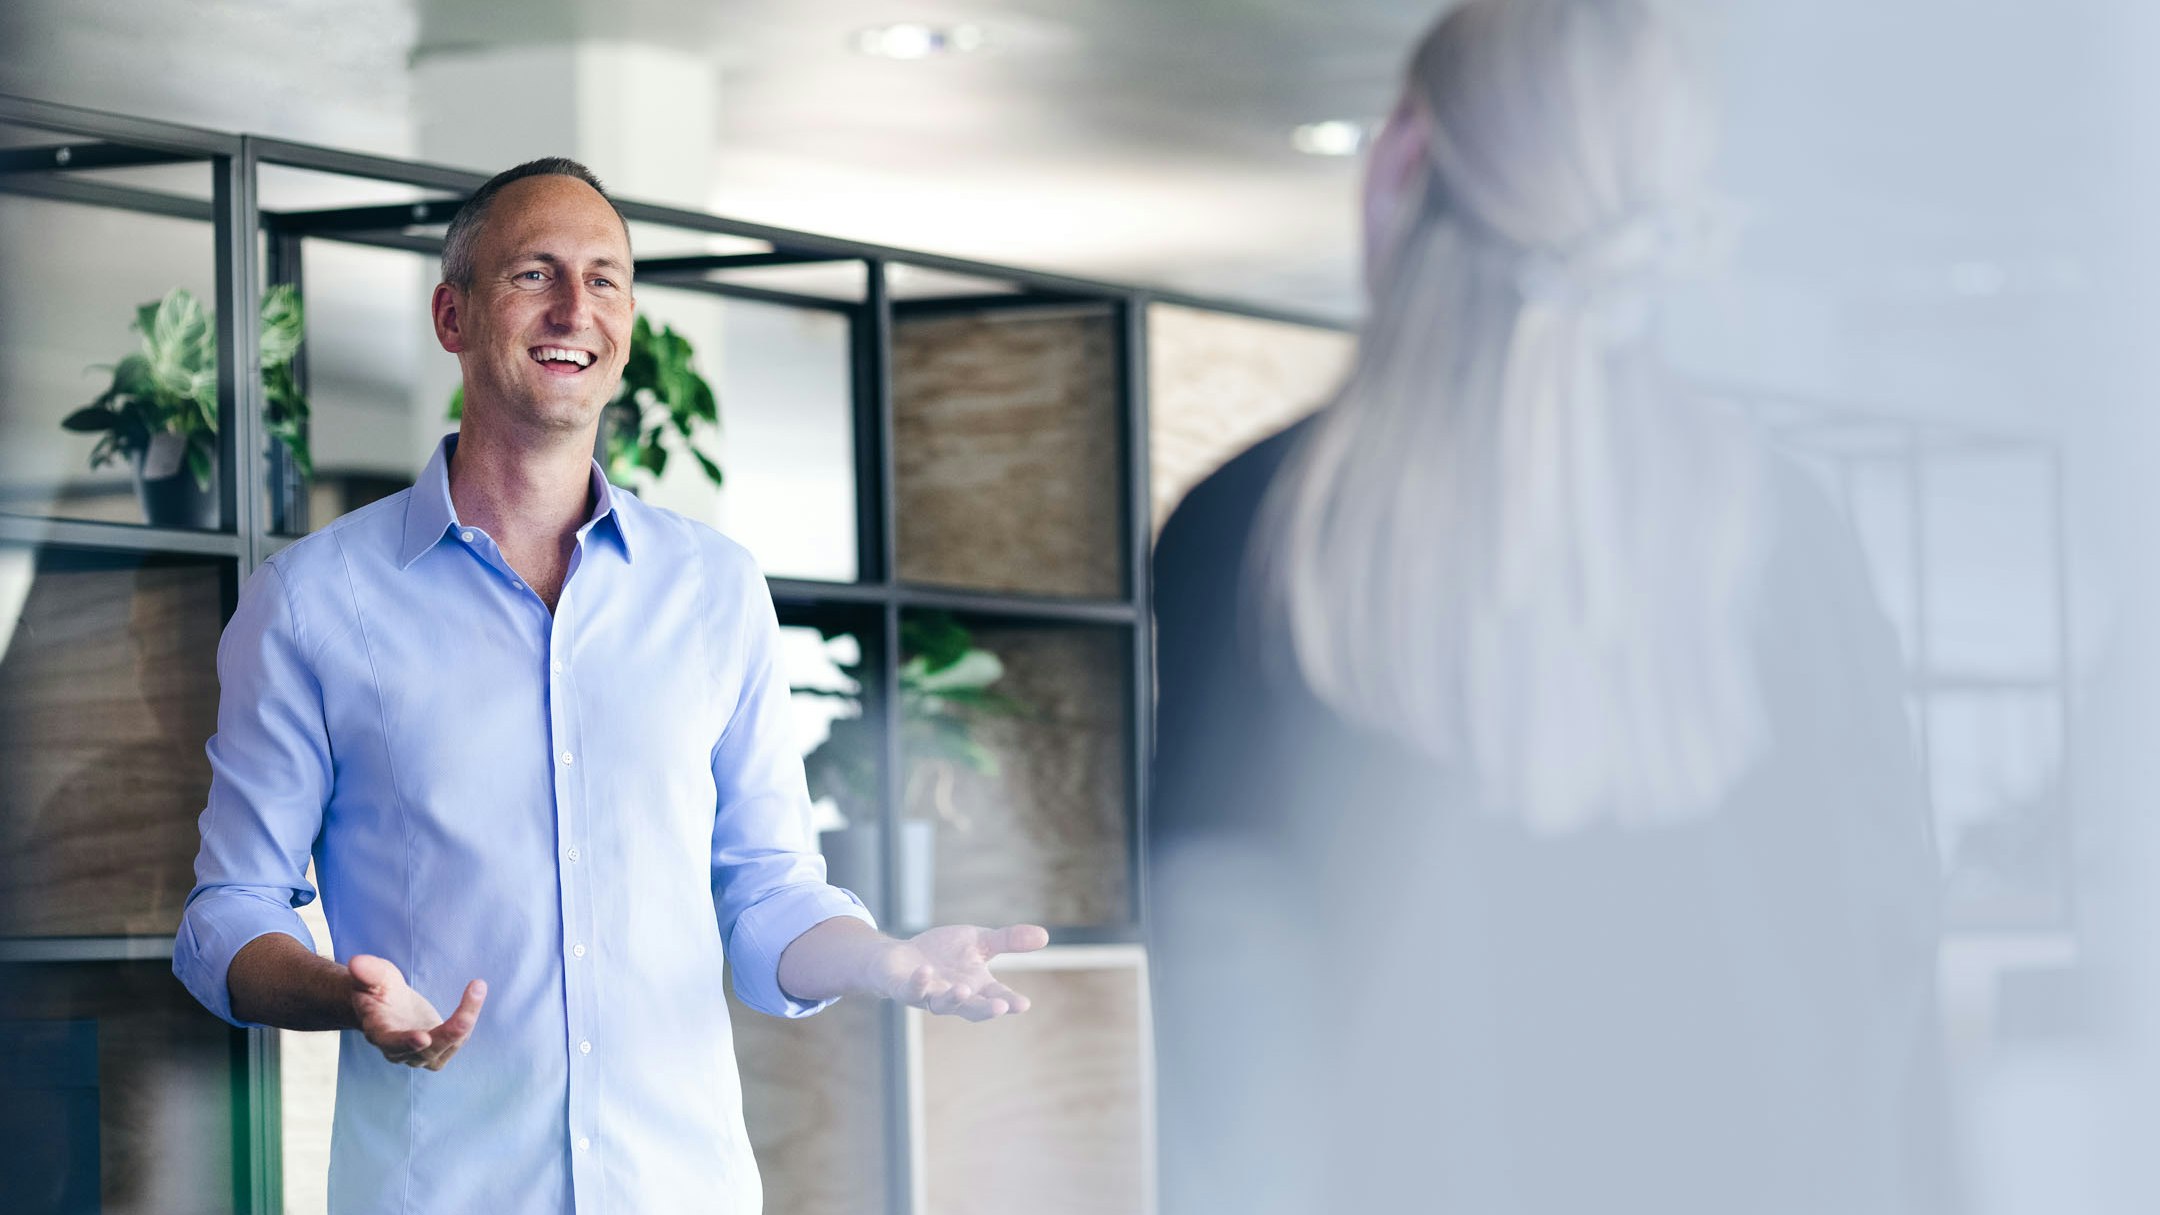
[910,624,1128,929]
[922,964,1147,1215]
[893,310,1123,598]
[729,986,890,1215]
[0,193,218,530]
[1145,303,1354,536]
[0,553,222,936]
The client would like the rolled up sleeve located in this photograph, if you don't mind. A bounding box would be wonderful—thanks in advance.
[173,558,329,1027]
[709,550,876,1019]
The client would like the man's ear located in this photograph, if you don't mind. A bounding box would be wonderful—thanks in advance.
[431,282,464,354]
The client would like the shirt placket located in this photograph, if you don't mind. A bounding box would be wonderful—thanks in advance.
[548,539,604,1212]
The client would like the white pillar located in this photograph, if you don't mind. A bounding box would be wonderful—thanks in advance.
[412,41,719,209]
[406,40,730,519]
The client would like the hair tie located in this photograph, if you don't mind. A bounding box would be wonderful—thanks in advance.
[1509,200,1736,341]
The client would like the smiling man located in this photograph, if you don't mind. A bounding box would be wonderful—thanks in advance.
[173,158,1048,1214]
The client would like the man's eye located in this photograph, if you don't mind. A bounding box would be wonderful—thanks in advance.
[590,278,616,290]
[518,270,546,282]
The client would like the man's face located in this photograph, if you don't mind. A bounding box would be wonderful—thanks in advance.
[432,175,634,437]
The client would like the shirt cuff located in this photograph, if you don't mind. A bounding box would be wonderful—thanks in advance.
[173,892,317,1028]
[729,883,878,1019]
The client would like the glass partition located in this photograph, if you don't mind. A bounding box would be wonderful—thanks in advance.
[900,613,1131,932]
[632,286,859,583]
[271,235,441,533]
[0,141,222,530]
[781,611,885,906]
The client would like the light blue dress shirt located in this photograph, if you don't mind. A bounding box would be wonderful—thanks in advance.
[174,432,875,1215]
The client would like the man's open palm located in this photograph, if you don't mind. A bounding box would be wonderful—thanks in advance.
[882,924,1049,1022]
[348,953,486,1070]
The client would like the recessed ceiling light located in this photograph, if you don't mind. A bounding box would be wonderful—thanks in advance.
[1291,120,1367,157]
[854,23,986,59]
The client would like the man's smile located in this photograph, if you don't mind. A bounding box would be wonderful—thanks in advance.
[529,345,596,375]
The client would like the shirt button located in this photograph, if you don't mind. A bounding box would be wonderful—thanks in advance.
[576,1137,591,1151]
[573,943,587,958]
[579,1040,593,1055]
[459,529,475,542]
[551,659,564,674]
[560,751,574,766]
[566,847,580,862]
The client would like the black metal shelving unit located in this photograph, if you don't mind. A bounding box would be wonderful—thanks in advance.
[0,92,1352,1215]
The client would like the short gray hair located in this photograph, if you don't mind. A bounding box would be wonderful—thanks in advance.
[439,157,631,289]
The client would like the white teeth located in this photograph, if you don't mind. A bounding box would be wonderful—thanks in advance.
[533,347,593,367]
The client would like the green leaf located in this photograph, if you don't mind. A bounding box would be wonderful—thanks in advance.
[592,312,724,490]
[902,612,976,675]
[263,362,308,425]
[913,649,1004,694]
[258,283,305,366]
[112,353,156,401]
[126,289,219,434]
[107,398,156,453]
[264,409,315,479]
[184,437,215,491]
[143,289,213,398]
[958,738,1000,777]
[689,446,724,488]
[447,384,464,421]
[61,404,117,432]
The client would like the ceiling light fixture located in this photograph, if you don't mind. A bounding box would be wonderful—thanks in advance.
[1291,120,1368,157]
[853,23,987,59]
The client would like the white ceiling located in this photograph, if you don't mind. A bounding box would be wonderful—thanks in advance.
[409,0,1442,315]
[4,0,2158,424]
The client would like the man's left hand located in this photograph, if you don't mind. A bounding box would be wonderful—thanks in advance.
[876,923,1049,1022]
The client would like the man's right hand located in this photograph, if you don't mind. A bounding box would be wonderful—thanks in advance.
[347,954,486,1071]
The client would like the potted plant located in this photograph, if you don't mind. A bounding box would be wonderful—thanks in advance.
[60,285,311,529]
[794,613,1029,927]
[449,313,721,491]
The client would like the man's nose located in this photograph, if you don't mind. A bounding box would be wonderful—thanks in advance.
[545,276,595,331]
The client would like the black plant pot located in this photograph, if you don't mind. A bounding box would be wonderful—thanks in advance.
[130,434,218,530]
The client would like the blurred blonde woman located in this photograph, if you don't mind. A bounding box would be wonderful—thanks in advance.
[1146,2,1944,1213]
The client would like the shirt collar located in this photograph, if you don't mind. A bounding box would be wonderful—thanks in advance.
[396,431,635,569]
